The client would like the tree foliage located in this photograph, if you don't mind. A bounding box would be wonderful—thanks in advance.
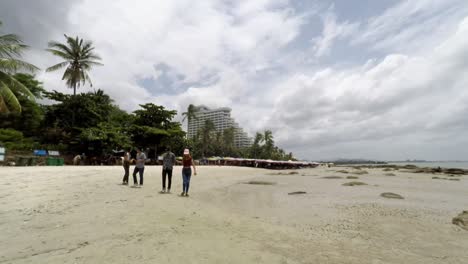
[0,74,44,135]
[0,25,295,161]
[0,21,39,113]
[46,35,103,95]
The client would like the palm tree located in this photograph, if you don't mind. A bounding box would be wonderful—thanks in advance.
[263,130,274,159]
[0,21,39,113]
[263,130,274,147]
[181,104,199,125]
[250,132,264,159]
[199,119,215,157]
[46,34,102,95]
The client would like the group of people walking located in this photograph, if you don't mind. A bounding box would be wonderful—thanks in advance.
[122,147,197,197]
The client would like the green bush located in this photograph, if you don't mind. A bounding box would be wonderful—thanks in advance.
[0,128,38,151]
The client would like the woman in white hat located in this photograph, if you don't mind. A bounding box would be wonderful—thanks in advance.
[181,148,197,196]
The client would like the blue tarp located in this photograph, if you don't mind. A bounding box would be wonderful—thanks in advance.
[34,150,47,156]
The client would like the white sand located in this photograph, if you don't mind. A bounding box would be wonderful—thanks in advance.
[0,166,467,263]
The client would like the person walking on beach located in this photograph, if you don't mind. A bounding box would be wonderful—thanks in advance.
[181,149,197,197]
[132,148,146,186]
[121,148,131,185]
[161,147,176,193]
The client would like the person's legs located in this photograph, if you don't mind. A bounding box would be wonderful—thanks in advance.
[181,169,188,194]
[133,167,139,185]
[162,169,167,190]
[182,168,192,194]
[139,167,144,185]
[122,164,129,184]
[185,174,191,194]
[167,169,173,191]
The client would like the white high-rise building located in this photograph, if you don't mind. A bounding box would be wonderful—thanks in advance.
[187,105,252,148]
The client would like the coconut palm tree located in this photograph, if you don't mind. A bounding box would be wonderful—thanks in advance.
[181,104,199,124]
[0,21,39,113]
[46,34,102,95]
[199,119,215,157]
[263,130,274,159]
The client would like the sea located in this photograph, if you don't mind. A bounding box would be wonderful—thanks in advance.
[388,162,468,170]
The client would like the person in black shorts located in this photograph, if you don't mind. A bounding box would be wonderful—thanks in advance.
[161,147,176,193]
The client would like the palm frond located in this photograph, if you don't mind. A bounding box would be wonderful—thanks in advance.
[46,61,70,72]
[0,95,9,113]
[78,60,103,67]
[0,33,22,45]
[0,58,39,73]
[0,81,21,113]
[45,48,74,60]
[47,41,73,56]
[0,42,29,58]
[0,71,34,99]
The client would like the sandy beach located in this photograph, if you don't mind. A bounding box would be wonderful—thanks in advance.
[0,165,467,263]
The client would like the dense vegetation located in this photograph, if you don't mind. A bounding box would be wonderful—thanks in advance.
[0,21,294,161]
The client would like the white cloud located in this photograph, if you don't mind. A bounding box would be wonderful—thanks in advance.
[3,0,468,160]
[269,16,468,160]
[61,0,304,109]
[352,0,468,54]
[312,7,359,57]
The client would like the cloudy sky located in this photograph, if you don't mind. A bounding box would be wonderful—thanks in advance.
[1,0,468,161]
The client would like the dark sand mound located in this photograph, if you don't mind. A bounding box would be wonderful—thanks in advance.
[288,191,307,195]
[384,173,396,176]
[336,170,349,174]
[432,177,461,181]
[342,181,368,186]
[245,181,276,185]
[452,211,468,231]
[322,176,343,179]
[268,171,299,176]
[380,192,404,199]
[353,170,369,175]
[446,168,466,175]
[346,176,359,179]
[383,168,393,171]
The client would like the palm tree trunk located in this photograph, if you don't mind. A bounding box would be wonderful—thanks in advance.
[72,82,76,127]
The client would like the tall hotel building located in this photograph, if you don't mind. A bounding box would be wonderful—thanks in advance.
[187,105,252,148]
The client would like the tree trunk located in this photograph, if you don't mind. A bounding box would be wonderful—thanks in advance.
[72,82,76,127]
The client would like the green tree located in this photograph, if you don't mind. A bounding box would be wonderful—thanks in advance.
[262,130,274,159]
[80,122,132,156]
[0,74,45,135]
[43,89,114,130]
[181,104,199,124]
[131,103,182,157]
[0,128,37,150]
[46,35,102,95]
[250,132,264,158]
[0,21,39,113]
[41,89,119,154]
[196,119,215,157]
[222,127,236,156]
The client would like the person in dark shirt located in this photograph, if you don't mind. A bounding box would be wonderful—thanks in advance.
[161,147,176,193]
